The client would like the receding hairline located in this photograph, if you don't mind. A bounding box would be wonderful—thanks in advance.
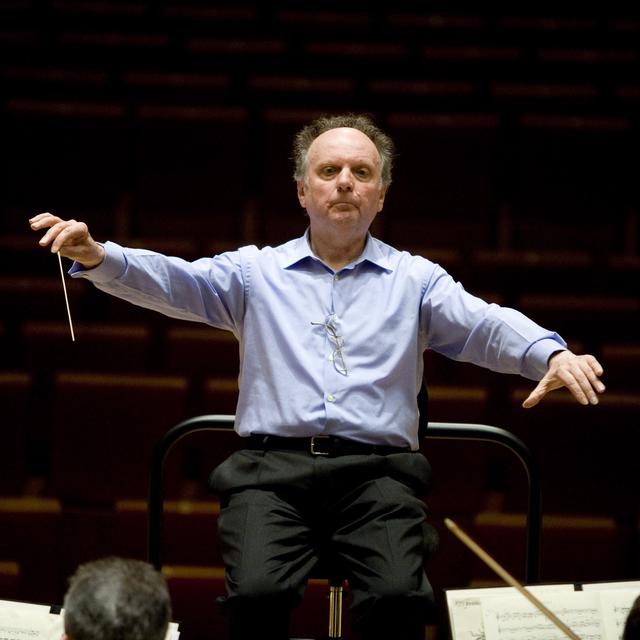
[292,113,394,187]
[305,127,383,171]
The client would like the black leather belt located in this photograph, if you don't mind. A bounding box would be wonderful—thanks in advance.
[246,434,410,457]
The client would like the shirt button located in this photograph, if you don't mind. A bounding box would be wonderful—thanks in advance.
[333,274,339,281]
[327,394,335,402]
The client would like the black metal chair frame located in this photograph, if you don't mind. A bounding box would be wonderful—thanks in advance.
[147,415,542,636]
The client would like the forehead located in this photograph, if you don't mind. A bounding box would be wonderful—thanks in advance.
[307,127,380,167]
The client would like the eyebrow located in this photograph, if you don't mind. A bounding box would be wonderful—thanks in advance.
[317,158,377,169]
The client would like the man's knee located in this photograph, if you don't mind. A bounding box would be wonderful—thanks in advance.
[225,565,304,612]
[362,571,432,605]
[353,585,433,640]
[232,574,296,602]
[351,573,434,628]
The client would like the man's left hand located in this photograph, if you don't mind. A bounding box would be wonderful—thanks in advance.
[522,350,605,409]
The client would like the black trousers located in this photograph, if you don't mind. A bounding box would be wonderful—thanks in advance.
[209,447,435,640]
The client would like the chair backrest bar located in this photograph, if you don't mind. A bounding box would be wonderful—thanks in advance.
[147,416,541,583]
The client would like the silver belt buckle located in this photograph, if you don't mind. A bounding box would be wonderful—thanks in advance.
[310,435,331,456]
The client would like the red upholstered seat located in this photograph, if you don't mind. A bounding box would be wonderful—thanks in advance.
[50,372,189,504]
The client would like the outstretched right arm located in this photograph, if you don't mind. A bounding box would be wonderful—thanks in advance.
[29,212,105,268]
[29,212,247,333]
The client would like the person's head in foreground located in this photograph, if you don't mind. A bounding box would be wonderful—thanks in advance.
[63,557,171,640]
[624,595,640,640]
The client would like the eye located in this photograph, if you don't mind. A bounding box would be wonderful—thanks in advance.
[355,167,372,179]
[320,165,337,177]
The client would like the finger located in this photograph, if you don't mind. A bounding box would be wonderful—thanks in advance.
[582,360,606,394]
[29,212,61,229]
[29,212,52,224]
[551,354,605,392]
[522,391,540,409]
[567,358,606,404]
[523,366,577,408]
[39,220,83,252]
[50,221,85,254]
[37,220,71,248]
[557,366,593,405]
[584,355,605,384]
[522,380,547,409]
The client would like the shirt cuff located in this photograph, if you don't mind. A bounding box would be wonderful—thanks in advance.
[68,241,127,283]
[524,336,568,380]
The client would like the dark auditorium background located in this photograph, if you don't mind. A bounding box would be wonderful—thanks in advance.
[1,3,639,638]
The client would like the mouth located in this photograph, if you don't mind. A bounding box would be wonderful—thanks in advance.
[330,201,357,210]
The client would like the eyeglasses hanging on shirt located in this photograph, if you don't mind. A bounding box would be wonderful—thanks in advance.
[311,316,348,376]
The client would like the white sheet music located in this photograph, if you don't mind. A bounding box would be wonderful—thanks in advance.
[599,589,640,640]
[446,584,574,640]
[582,581,640,592]
[482,591,603,640]
[0,601,179,640]
[166,621,180,640]
[0,601,63,640]
[0,601,50,616]
[448,581,640,640]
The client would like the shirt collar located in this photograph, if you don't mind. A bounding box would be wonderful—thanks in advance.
[280,228,394,273]
[279,230,315,269]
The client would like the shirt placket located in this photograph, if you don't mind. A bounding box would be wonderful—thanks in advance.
[324,271,345,410]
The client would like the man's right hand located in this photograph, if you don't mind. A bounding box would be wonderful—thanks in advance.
[29,212,105,268]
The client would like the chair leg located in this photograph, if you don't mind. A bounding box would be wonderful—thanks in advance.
[328,583,343,639]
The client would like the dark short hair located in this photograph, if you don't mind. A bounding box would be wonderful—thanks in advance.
[63,557,171,640]
[292,113,395,188]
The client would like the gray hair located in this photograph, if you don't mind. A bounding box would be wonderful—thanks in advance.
[624,595,640,640]
[292,113,395,188]
[63,557,171,640]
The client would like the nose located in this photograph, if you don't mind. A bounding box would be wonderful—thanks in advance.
[336,167,354,191]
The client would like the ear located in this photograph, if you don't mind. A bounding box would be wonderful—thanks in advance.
[377,185,388,212]
[296,180,306,208]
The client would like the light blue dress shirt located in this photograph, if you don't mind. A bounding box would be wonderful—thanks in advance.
[71,231,565,449]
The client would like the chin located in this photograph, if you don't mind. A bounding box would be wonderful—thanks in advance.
[329,212,359,225]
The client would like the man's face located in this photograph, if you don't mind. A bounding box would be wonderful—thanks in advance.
[297,127,387,236]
